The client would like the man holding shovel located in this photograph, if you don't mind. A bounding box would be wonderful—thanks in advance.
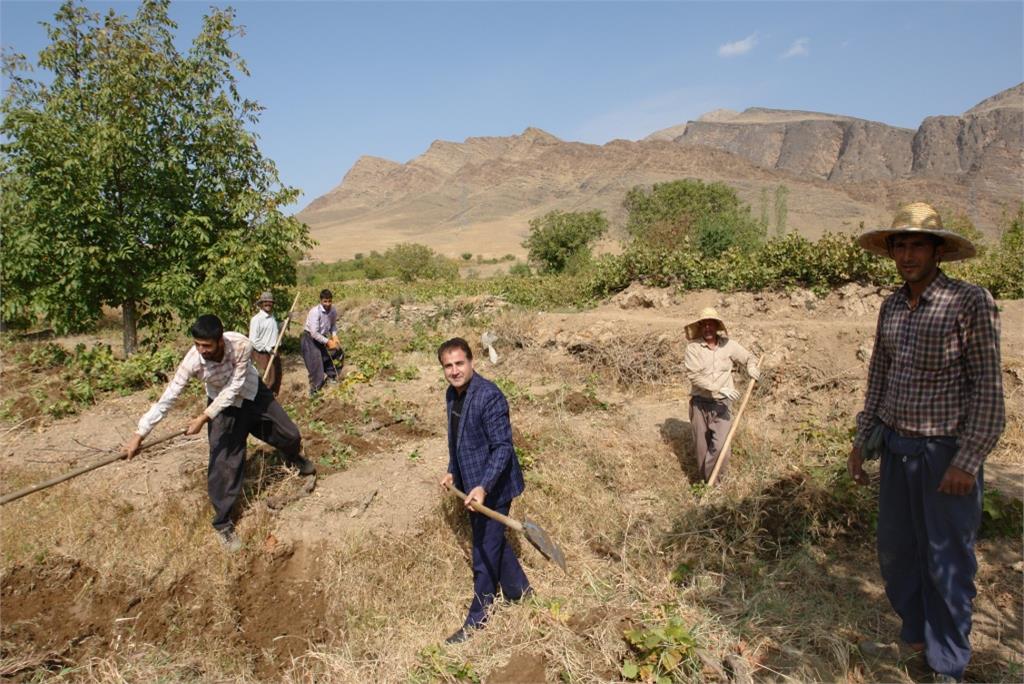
[683,307,759,484]
[301,289,344,397]
[249,291,282,396]
[849,203,1004,683]
[437,337,531,644]
[122,314,315,552]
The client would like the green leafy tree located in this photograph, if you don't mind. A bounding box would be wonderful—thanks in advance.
[623,179,764,257]
[523,209,608,274]
[385,243,458,282]
[1,0,313,354]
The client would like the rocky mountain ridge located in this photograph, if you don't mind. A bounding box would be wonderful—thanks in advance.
[298,84,1023,260]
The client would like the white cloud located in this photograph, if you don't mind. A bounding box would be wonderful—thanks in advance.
[782,37,810,59]
[718,33,758,57]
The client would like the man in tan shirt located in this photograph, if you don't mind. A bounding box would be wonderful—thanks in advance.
[684,307,759,483]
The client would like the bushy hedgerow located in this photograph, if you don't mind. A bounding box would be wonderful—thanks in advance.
[299,244,458,285]
[588,233,901,297]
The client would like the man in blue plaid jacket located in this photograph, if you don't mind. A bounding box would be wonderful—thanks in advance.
[437,337,531,644]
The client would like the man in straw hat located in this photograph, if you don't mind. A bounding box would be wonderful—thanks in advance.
[849,202,1004,683]
[249,291,282,396]
[683,307,759,484]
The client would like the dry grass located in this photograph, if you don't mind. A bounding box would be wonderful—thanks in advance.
[1,298,1021,683]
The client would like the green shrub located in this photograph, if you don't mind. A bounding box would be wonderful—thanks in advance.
[523,209,608,274]
[624,178,765,256]
[949,204,1024,299]
[508,262,532,277]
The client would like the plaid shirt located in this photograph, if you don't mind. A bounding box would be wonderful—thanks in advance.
[855,270,1005,474]
[136,332,259,436]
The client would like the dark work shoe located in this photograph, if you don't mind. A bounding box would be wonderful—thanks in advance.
[289,456,317,476]
[445,625,476,644]
[217,528,242,553]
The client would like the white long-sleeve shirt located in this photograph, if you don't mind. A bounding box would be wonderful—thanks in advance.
[304,304,337,344]
[136,332,259,436]
[248,310,280,352]
[684,338,759,401]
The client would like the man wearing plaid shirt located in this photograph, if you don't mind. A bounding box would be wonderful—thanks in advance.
[849,203,1005,683]
[123,315,315,552]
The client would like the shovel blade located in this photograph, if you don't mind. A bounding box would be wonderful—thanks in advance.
[522,517,567,573]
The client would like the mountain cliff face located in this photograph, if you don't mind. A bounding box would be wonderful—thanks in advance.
[298,84,1023,260]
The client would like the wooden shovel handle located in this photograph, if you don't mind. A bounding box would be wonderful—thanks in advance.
[445,484,524,532]
[263,291,302,384]
[707,378,756,487]
[0,429,185,506]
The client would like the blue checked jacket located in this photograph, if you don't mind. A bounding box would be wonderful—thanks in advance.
[446,374,525,506]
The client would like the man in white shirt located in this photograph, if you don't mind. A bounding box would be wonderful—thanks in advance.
[122,315,315,552]
[249,291,282,396]
[300,289,344,396]
[683,307,759,483]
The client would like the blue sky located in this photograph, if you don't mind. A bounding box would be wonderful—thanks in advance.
[3,1,1022,213]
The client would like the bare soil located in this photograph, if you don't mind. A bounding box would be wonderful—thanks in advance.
[1,286,1021,682]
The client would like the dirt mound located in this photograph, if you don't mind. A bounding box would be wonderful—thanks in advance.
[1,544,330,680]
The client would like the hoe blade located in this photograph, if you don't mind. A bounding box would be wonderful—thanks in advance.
[521,517,567,573]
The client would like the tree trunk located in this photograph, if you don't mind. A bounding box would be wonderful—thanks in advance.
[122,299,138,357]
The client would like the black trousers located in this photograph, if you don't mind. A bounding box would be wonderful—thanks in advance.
[206,380,302,531]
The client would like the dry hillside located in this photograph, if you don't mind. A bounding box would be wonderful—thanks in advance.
[297,84,1023,260]
[1,286,1021,682]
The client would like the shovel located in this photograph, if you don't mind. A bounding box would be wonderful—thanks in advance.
[445,484,567,572]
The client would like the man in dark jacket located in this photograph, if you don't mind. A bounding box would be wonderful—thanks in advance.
[437,337,530,644]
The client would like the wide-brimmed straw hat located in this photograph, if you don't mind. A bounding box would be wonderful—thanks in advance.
[256,291,274,304]
[685,307,728,341]
[857,202,976,262]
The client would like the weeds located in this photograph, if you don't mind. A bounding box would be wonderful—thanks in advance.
[622,617,699,683]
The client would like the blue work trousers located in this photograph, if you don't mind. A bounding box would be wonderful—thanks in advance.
[877,427,982,681]
[464,503,531,628]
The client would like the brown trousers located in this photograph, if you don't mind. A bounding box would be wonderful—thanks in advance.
[251,350,282,396]
[689,396,732,483]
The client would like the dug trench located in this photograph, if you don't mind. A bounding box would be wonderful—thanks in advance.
[1,543,329,680]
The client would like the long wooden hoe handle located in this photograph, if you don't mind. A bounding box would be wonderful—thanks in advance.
[263,291,302,384]
[0,429,186,506]
[707,378,756,487]
[445,484,524,532]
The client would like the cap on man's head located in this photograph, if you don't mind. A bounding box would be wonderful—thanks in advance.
[257,291,274,304]
[856,202,977,261]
